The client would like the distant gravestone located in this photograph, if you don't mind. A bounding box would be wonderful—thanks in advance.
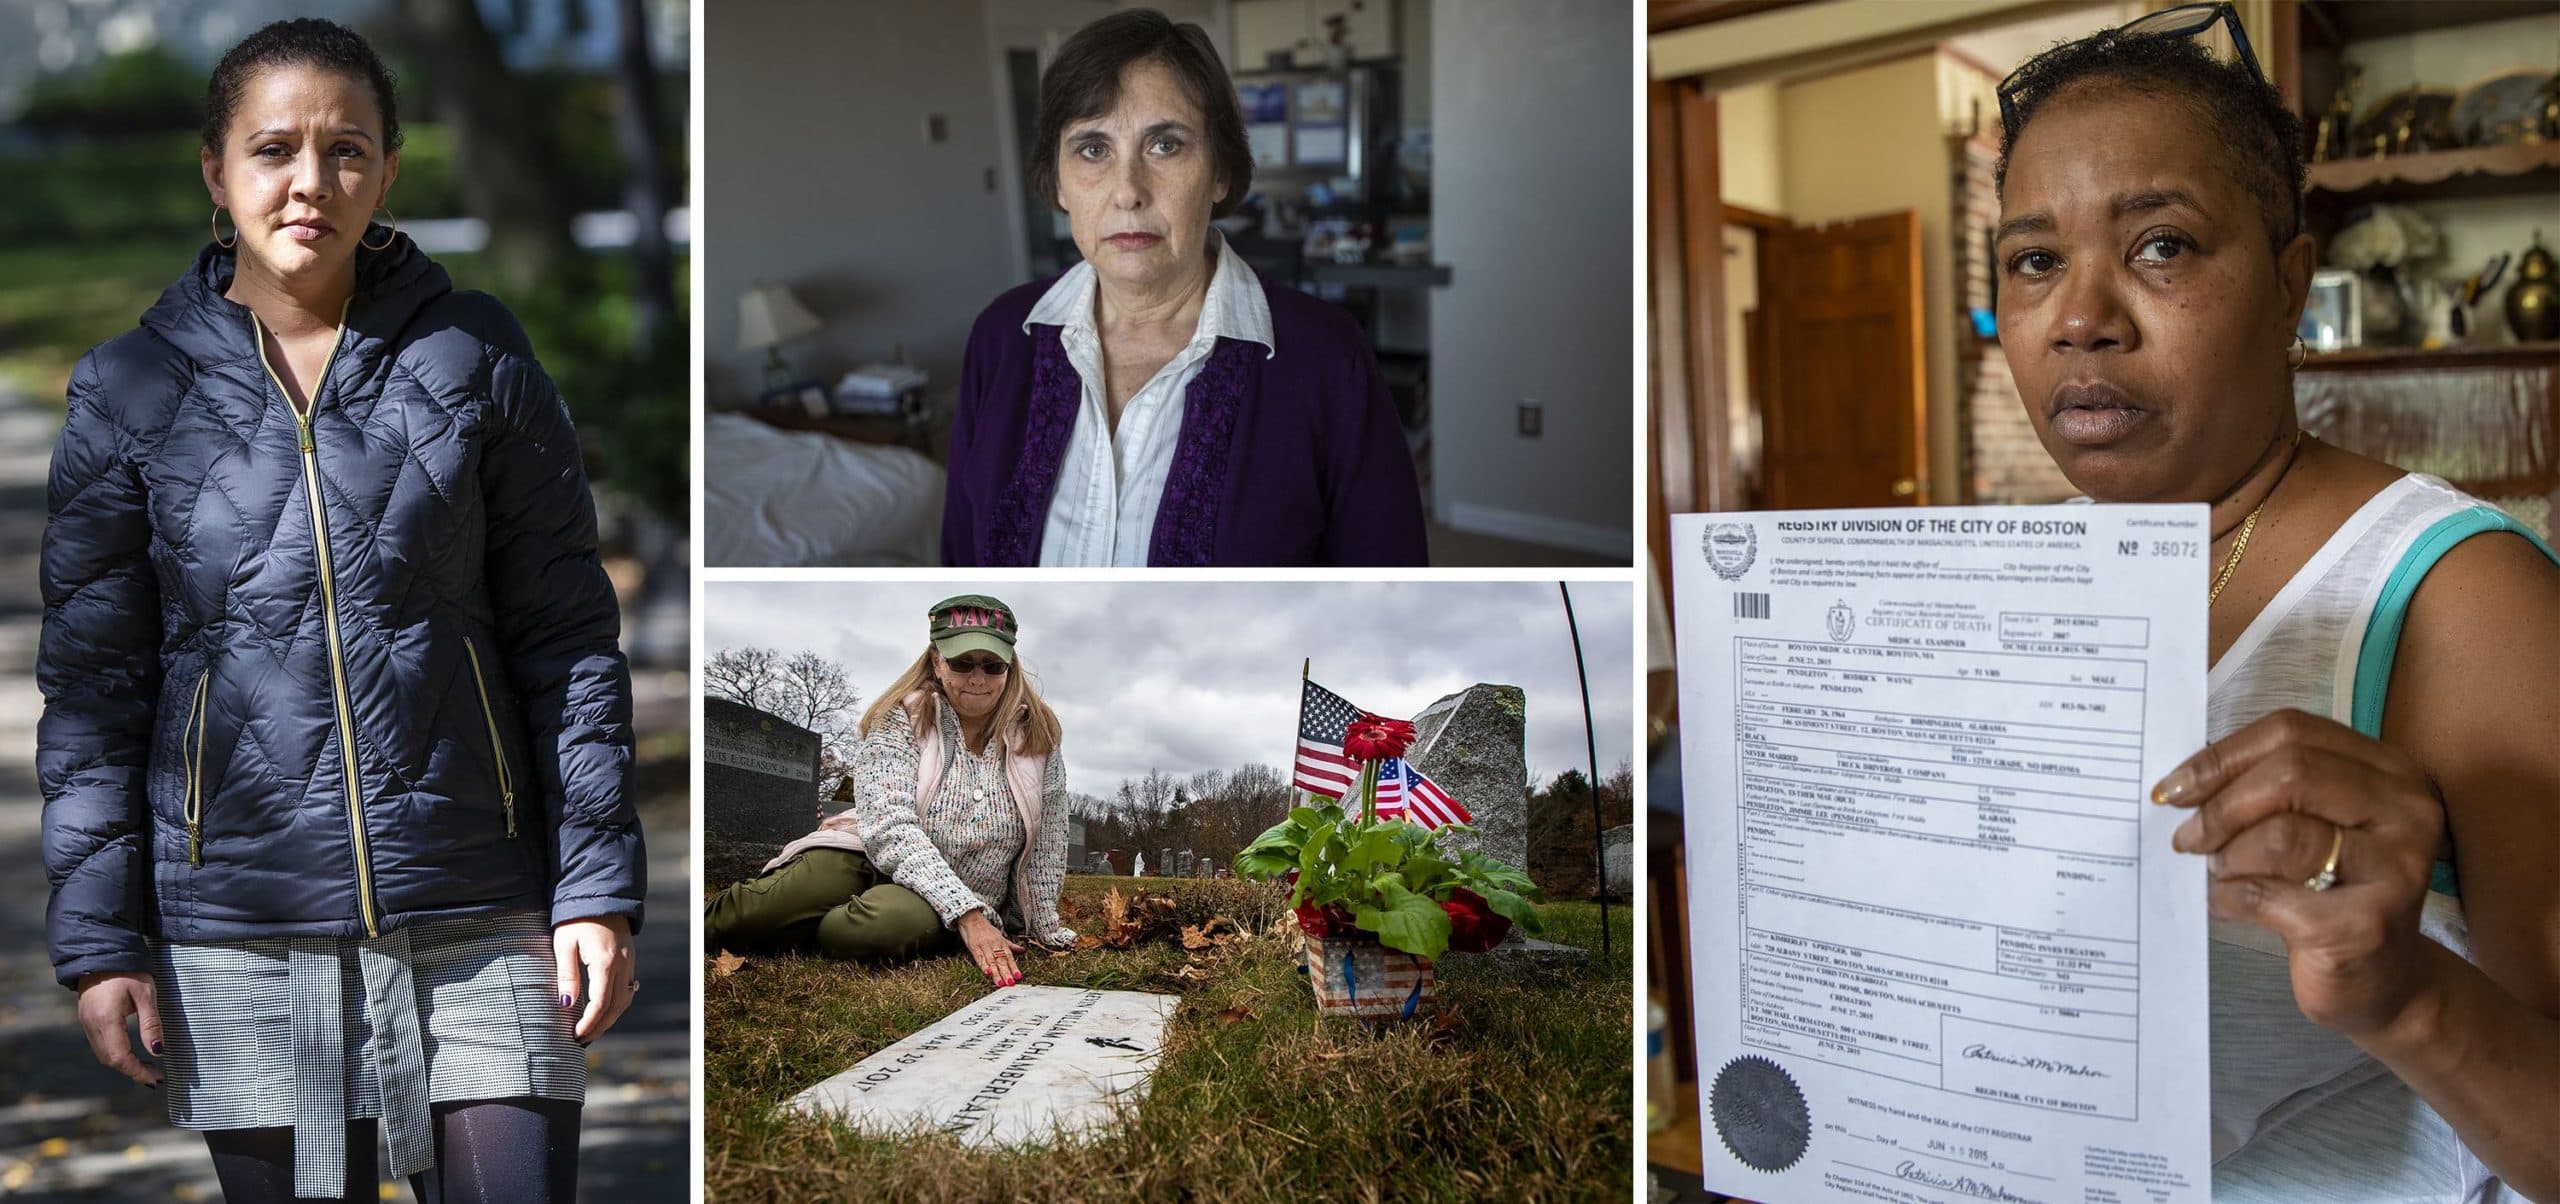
[1160,848,1173,879]
[1601,824,1633,896]
[704,697,821,884]
[1407,684,1528,873]
[1067,820,1088,873]
[1133,852,1146,877]
[1176,850,1194,877]
[782,986,1177,1147]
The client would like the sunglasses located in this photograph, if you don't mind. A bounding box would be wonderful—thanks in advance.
[944,655,1010,677]
[1998,3,2262,141]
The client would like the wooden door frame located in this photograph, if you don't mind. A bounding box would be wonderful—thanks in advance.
[1647,78,1737,589]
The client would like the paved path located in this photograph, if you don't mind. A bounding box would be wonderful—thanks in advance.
[0,390,692,1200]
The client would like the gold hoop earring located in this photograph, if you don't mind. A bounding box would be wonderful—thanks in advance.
[210,207,237,250]
[361,205,397,251]
[2287,334,2307,370]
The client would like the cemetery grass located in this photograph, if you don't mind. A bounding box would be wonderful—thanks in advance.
[703,875,1634,1203]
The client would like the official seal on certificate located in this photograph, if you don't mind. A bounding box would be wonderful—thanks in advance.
[1709,1054,1809,1173]
[1704,522,1757,581]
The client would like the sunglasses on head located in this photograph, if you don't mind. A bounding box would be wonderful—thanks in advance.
[1998,3,2262,140]
[944,655,1010,677]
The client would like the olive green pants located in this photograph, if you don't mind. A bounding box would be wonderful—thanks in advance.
[704,848,956,962]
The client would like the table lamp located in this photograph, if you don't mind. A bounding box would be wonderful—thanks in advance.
[737,282,822,391]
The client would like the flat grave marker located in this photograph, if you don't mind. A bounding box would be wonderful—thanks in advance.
[781,986,1178,1148]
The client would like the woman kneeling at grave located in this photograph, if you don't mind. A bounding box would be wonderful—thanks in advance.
[705,595,1074,986]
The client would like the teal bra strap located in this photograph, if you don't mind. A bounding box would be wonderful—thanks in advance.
[2349,506,2560,899]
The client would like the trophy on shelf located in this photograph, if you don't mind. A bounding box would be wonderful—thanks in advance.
[2315,63,2361,163]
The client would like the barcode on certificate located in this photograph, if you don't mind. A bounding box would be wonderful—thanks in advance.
[1734,592,1770,620]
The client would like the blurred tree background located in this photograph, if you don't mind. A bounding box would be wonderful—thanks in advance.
[0,0,691,550]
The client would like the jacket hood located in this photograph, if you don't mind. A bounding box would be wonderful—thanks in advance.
[140,228,452,371]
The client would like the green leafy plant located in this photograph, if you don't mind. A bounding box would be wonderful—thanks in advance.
[1234,794,1542,960]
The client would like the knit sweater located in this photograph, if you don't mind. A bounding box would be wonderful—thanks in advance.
[852,696,1073,946]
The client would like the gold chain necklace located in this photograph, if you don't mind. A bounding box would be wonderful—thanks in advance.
[2208,430,2307,605]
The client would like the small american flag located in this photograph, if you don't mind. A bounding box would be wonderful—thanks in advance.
[1294,678,1472,830]
[1374,756,1470,829]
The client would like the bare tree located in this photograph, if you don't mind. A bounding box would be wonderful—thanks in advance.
[775,651,860,734]
[703,647,783,712]
[775,651,862,793]
[707,646,864,793]
[1134,769,1175,813]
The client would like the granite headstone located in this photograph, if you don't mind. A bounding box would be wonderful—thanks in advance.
[1407,684,1528,873]
[704,697,821,884]
[1602,823,1633,896]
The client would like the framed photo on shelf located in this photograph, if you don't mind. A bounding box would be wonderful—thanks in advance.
[2301,269,2363,352]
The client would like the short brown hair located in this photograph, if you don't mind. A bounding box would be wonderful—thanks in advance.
[1029,9,1253,220]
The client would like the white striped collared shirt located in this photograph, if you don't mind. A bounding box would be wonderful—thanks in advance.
[1022,233,1276,566]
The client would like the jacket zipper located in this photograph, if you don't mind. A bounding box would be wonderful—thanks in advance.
[254,304,379,937]
[461,636,518,837]
[182,672,210,865]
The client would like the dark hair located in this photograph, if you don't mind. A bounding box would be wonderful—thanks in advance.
[1029,8,1252,220]
[1996,29,2303,250]
[203,18,402,155]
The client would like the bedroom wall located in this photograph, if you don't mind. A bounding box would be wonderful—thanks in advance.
[701,1,1025,408]
[1427,0,1634,559]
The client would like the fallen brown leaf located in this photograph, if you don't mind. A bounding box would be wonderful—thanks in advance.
[711,951,747,978]
[1156,958,1212,987]
[1180,925,1210,951]
[1214,1003,1255,1027]
[1100,886,1148,949]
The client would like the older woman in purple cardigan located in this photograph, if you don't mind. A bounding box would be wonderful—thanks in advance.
[941,9,1427,567]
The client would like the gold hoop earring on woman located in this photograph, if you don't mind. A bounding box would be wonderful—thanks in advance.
[210,207,237,250]
[361,206,398,251]
[2287,333,2308,370]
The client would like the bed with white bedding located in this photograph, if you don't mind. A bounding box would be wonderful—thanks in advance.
[703,412,944,565]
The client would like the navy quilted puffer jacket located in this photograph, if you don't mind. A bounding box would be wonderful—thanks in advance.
[39,234,645,988]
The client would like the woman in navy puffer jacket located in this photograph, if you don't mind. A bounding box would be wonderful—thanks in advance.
[37,20,642,1202]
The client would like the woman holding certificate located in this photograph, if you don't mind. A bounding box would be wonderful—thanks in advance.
[1993,6,2560,1200]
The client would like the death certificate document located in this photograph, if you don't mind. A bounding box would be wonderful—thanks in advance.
[1671,505,2212,1204]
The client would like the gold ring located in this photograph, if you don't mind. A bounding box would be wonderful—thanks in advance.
[2304,825,2343,892]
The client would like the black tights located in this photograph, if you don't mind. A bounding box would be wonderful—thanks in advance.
[203,1096,580,1203]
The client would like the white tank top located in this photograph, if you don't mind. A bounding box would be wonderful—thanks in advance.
[2204,472,2555,1203]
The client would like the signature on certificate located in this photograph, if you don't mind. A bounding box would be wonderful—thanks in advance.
[1894,1159,2044,1202]
[1962,1043,2110,1078]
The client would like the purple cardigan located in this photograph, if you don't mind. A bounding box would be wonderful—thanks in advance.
[941,271,1428,566]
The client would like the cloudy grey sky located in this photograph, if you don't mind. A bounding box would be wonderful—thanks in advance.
[702,581,1634,798]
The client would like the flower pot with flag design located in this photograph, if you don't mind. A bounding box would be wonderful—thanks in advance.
[1303,926,1436,1022]
[1238,673,1547,1020]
